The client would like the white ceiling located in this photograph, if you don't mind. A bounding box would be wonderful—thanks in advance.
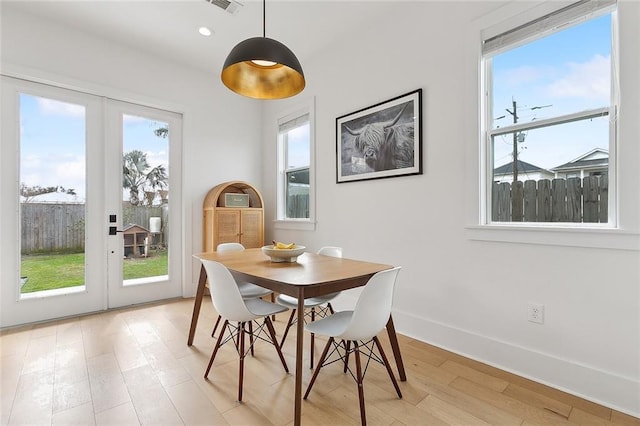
[2,0,401,75]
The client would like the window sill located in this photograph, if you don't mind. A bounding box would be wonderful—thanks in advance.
[465,224,640,251]
[273,219,316,231]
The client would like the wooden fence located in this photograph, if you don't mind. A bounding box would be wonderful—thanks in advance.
[21,203,85,254]
[21,203,169,254]
[492,175,608,223]
[287,194,309,219]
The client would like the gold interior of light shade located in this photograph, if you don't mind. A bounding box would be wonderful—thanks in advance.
[221,36,305,100]
[221,62,305,99]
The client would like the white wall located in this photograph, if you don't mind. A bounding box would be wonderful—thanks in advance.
[0,7,265,293]
[262,1,640,417]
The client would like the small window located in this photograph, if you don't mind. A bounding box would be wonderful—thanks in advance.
[482,0,616,225]
[277,108,314,225]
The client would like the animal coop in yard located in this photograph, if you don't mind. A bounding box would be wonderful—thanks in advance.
[492,175,608,223]
[122,224,150,258]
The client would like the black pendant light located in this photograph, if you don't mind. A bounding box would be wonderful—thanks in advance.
[221,0,305,100]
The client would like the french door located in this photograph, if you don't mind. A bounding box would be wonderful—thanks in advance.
[0,77,182,327]
[105,99,182,308]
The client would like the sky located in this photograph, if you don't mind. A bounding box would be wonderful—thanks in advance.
[491,12,612,171]
[284,123,310,169]
[19,95,168,203]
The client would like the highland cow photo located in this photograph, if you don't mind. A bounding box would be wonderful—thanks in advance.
[337,89,422,183]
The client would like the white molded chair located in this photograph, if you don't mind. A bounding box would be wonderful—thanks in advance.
[201,259,289,402]
[303,266,402,425]
[211,243,274,337]
[276,246,343,368]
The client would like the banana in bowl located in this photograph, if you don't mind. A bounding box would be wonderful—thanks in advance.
[261,243,306,263]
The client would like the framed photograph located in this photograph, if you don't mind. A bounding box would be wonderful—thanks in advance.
[336,89,422,183]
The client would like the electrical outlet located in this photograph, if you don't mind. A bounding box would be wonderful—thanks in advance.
[527,303,544,324]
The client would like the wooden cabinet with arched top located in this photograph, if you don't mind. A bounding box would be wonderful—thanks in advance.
[203,181,264,252]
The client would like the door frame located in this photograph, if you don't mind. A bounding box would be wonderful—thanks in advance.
[0,76,184,327]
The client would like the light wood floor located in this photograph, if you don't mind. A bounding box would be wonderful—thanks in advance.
[1,297,638,425]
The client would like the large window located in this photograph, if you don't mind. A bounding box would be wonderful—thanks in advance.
[277,108,313,224]
[482,0,616,225]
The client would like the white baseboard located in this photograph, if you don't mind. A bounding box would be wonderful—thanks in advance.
[392,309,640,418]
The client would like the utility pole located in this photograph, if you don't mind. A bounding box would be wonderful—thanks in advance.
[505,99,519,183]
[503,100,552,183]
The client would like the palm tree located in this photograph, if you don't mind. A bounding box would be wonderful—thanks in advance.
[122,150,167,206]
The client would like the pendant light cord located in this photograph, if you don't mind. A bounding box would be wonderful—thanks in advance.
[262,0,266,38]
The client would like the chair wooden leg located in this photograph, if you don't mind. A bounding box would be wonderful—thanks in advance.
[211,314,222,337]
[238,321,245,402]
[373,337,402,398]
[271,293,276,320]
[310,308,316,369]
[248,321,255,356]
[343,340,351,373]
[304,337,334,399]
[265,317,289,373]
[353,341,367,426]
[205,320,228,378]
[279,309,297,347]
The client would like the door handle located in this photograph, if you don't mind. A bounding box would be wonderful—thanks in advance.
[108,226,124,236]
[108,214,122,235]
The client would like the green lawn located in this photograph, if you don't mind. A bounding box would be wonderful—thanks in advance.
[20,251,168,293]
[123,251,169,280]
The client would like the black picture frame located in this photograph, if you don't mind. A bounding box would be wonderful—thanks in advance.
[336,89,422,183]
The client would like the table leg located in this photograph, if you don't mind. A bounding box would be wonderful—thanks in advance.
[188,265,208,346]
[385,315,407,381]
[294,288,305,426]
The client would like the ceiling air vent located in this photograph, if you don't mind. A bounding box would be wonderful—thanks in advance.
[205,0,243,15]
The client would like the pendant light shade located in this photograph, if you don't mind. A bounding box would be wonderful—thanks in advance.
[221,0,305,99]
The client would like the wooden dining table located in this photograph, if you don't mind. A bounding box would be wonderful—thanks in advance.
[189,248,406,426]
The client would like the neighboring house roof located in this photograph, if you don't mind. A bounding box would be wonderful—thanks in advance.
[288,168,309,185]
[123,223,149,233]
[494,160,548,175]
[20,192,83,203]
[551,148,609,173]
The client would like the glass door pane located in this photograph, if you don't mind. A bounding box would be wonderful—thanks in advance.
[121,114,169,285]
[19,94,87,297]
[106,99,181,309]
